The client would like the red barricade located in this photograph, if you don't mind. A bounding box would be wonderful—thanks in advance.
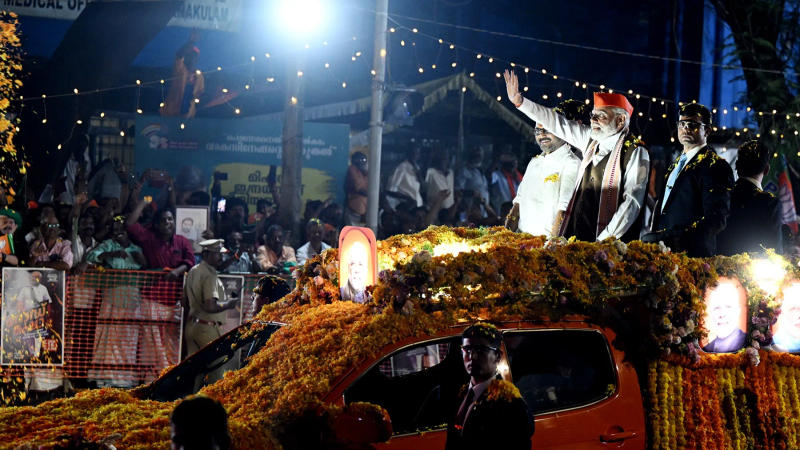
[1,269,264,393]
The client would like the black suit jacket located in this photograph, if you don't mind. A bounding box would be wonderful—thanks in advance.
[717,179,782,256]
[652,146,734,257]
[445,379,534,450]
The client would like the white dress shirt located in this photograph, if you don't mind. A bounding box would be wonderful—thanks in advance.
[387,160,423,208]
[296,241,331,265]
[425,168,455,209]
[517,98,650,240]
[514,143,581,237]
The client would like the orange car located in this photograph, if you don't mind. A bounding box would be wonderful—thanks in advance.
[138,317,644,449]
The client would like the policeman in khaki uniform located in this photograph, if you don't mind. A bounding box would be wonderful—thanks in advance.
[183,239,238,388]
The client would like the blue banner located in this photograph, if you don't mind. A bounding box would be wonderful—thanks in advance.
[134,115,350,209]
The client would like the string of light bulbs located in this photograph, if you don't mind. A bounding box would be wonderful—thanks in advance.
[19,34,374,149]
[385,19,800,144]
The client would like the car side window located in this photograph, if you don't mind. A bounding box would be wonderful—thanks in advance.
[344,337,467,435]
[504,329,617,415]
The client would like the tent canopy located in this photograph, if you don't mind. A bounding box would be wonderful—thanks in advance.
[258,72,538,144]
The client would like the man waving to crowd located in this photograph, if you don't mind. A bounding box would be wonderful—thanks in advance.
[504,70,650,243]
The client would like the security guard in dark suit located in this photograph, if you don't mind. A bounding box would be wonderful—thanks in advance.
[643,103,734,257]
[445,323,533,450]
[717,140,782,255]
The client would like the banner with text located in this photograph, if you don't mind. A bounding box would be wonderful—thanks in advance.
[1,268,65,366]
[134,115,350,209]
[2,0,242,32]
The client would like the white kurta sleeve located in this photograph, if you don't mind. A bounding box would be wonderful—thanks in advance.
[517,98,593,151]
[597,146,650,240]
[557,152,581,211]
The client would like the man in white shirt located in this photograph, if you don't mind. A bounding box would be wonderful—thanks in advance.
[425,148,455,216]
[296,219,331,265]
[504,70,650,242]
[506,99,583,237]
[386,147,423,209]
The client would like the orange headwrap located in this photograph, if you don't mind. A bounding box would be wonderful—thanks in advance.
[593,92,634,117]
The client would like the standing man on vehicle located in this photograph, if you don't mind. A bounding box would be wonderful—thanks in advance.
[504,70,650,242]
[446,323,533,450]
[183,239,239,388]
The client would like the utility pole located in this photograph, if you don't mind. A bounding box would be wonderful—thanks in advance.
[279,53,304,239]
[366,0,389,233]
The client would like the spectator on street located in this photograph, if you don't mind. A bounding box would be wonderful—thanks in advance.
[126,182,195,279]
[0,207,21,267]
[296,218,331,265]
[29,216,73,271]
[256,224,297,274]
[170,396,231,450]
[387,147,424,209]
[87,221,146,270]
[425,148,455,222]
[456,147,490,211]
[345,151,369,226]
[489,149,523,216]
[219,231,254,274]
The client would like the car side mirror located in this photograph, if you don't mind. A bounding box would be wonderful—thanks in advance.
[328,402,393,444]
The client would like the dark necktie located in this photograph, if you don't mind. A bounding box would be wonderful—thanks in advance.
[455,387,475,431]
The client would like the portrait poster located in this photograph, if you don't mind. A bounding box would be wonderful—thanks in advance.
[772,282,800,352]
[700,277,748,353]
[218,275,244,335]
[175,206,209,246]
[338,226,377,304]
[1,268,66,366]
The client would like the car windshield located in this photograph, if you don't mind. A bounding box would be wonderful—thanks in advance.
[137,321,284,402]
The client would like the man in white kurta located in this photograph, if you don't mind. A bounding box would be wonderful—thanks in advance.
[507,100,583,237]
[387,147,423,209]
[504,70,650,242]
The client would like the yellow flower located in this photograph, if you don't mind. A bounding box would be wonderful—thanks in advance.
[544,172,560,183]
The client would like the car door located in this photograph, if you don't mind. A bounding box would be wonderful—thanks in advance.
[341,335,466,450]
[504,325,645,449]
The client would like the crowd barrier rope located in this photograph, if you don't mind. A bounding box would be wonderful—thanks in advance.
[0,269,264,392]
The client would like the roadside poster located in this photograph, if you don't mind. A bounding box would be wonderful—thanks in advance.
[1,268,65,365]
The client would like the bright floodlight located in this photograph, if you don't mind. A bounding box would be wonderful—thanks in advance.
[751,257,786,297]
[278,0,324,34]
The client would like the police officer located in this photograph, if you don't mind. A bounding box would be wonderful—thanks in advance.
[183,239,238,388]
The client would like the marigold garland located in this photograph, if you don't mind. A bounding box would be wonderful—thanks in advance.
[648,351,800,448]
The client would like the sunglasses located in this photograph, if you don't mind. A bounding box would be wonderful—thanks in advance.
[677,120,704,131]
[461,344,498,355]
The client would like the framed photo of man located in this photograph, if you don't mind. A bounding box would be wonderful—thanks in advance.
[700,277,748,353]
[338,226,377,304]
[175,206,209,245]
[218,275,245,334]
[772,282,800,353]
[1,268,65,365]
